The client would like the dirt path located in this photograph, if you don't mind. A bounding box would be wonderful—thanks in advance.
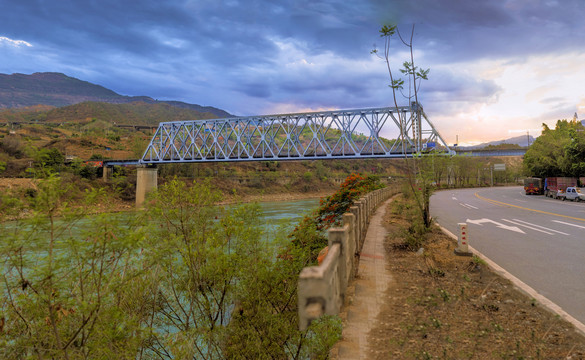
[330,197,395,359]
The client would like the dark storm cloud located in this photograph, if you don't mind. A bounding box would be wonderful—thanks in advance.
[383,0,585,63]
[4,1,189,54]
[0,0,583,127]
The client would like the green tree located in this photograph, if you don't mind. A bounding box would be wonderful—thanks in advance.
[0,176,147,359]
[563,127,585,176]
[523,120,584,177]
[27,147,65,177]
[139,178,340,359]
[139,179,239,358]
[372,24,433,228]
[69,158,99,179]
[35,147,64,167]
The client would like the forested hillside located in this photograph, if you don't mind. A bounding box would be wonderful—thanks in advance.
[0,72,231,118]
[0,101,220,125]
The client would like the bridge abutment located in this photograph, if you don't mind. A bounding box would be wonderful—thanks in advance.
[136,165,158,207]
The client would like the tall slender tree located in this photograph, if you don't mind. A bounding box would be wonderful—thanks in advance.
[372,24,433,228]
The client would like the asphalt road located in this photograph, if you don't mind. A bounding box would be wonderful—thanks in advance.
[430,186,585,325]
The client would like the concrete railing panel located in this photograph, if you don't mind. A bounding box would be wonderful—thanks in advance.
[298,186,396,330]
[298,243,342,331]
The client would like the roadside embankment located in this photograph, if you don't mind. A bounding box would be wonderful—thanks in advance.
[361,193,585,359]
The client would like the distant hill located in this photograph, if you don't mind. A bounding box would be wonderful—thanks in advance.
[0,72,231,118]
[0,101,221,126]
[458,134,536,150]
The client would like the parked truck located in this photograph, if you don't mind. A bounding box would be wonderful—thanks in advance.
[523,177,543,195]
[544,177,579,199]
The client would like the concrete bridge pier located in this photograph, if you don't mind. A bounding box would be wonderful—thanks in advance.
[136,165,158,207]
[102,166,113,181]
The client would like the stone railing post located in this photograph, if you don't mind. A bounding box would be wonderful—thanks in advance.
[298,244,342,331]
[328,223,351,298]
[349,206,360,250]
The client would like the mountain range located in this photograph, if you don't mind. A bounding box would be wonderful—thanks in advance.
[457,134,535,149]
[0,72,231,118]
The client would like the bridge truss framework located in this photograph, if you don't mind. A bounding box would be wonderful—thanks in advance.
[140,104,454,164]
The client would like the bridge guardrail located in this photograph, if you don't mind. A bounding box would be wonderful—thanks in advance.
[297,186,396,330]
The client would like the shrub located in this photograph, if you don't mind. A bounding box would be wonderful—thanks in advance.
[315,173,383,229]
[288,172,383,261]
[0,137,25,158]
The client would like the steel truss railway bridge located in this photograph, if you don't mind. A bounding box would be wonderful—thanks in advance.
[103,104,460,206]
[138,103,453,164]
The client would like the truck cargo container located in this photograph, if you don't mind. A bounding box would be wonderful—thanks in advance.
[523,177,543,195]
[544,177,578,198]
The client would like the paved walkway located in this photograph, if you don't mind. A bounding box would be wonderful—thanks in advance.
[330,198,394,359]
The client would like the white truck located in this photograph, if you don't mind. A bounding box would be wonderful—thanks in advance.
[561,187,585,201]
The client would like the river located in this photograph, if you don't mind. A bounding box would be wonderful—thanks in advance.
[2,197,321,242]
[257,198,319,226]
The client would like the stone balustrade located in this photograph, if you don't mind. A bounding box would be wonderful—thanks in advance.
[297,186,396,330]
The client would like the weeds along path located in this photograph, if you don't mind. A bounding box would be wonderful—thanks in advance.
[330,196,396,359]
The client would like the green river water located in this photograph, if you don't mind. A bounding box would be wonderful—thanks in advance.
[3,198,321,240]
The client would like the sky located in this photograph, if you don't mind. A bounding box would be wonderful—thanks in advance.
[1,0,584,145]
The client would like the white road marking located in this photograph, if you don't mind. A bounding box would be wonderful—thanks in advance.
[460,203,478,210]
[502,219,569,235]
[452,196,458,200]
[509,219,570,235]
[552,220,585,230]
[466,218,525,234]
